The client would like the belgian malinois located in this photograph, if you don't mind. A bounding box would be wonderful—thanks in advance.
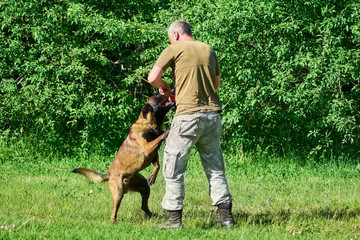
[72,94,174,223]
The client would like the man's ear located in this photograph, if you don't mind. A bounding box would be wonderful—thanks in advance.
[142,103,153,119]
[175,32,180,41]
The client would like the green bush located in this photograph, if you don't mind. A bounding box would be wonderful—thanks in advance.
[1,0,359,159]
[181,0,360,159]
[0,0,170,155]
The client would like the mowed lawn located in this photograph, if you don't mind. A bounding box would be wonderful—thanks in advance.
[1,153,360,239]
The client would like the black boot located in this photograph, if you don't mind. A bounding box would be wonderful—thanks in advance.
[217,203,235,228]
[155,210,183,229]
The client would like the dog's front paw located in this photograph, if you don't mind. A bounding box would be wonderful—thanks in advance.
[147,175,156,185]
[162,128,171,140]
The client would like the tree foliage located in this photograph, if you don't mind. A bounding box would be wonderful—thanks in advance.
[1,0,359,159]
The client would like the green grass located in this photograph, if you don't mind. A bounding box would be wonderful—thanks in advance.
[1,150,360,239]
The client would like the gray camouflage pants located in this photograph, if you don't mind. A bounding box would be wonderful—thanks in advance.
[161,111,232,211]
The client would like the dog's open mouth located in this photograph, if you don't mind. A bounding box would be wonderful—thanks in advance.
[159,95,175,108]
[164,100,175,107]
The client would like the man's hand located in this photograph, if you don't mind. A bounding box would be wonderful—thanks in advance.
[159,83,171,96]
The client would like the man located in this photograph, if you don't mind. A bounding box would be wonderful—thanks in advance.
[148,20,234,229]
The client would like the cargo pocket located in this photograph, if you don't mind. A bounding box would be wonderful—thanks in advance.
[163,151,181,179]
[179,118,199,136]
[211,116,223,137]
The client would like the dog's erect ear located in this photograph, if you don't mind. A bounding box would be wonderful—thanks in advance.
[142,103,153,119]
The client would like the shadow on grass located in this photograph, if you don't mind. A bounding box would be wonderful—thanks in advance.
[235,206,360,226]
[155,205,360,229]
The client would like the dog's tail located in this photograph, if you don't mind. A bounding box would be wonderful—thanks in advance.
[71,168,109,183]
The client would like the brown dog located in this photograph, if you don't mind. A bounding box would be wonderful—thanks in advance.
[72,94,174,222]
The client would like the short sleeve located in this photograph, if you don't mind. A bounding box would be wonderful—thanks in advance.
[214,51,220,76]
[154,46,174,71]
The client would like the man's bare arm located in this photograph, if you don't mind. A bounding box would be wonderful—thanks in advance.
[215,75,221,90]
[148,66,171,96]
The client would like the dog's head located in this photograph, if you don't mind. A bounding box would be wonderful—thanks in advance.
[141,94,175,126]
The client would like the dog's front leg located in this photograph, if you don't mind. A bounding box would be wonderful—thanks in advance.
[140,129,169,157]
[147,153,160,185]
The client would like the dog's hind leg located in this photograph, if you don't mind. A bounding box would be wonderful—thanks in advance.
[108,176,125,223]
[128,173,152,217]
[147,153,160,185]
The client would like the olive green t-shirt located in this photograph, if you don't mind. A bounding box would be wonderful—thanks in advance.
[154,40,222,115]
